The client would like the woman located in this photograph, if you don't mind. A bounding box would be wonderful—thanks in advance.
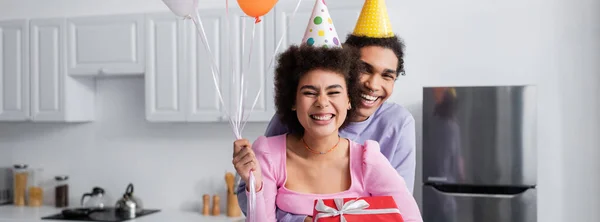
[232,44,422,222]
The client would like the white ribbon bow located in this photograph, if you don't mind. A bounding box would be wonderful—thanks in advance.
[314,198,401,222]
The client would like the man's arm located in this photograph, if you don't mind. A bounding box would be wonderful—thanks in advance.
[264,114,288,137]
[236,180,248,214]
[390,115,417,193]
[236,114,308,222]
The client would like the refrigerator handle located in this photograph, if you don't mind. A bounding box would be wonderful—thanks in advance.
[433,191,519,199]
[429,184,533,198]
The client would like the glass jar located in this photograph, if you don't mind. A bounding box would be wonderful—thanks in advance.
[13,164,28,206]
[54,176,69,208]
[27,168,44,207]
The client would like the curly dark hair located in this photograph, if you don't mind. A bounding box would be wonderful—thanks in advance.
[344,34,406,77]
[274,45,363,136]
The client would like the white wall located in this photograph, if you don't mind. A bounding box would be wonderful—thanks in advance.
[388,0,566,221]
[389,0,599,221]
[558,0,600,220]
[0,0,599,221]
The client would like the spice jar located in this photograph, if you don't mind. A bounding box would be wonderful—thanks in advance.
[13,164,28,206]
[27,168,44,207]
[54,176,69,208]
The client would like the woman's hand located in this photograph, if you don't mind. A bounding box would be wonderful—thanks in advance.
[232,139,263,191]
[304,216,313,222]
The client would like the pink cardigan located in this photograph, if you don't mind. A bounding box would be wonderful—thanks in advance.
[245,134,423,222]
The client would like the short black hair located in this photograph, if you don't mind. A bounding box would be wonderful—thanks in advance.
[274,45,362,136]
[344,34,406,76]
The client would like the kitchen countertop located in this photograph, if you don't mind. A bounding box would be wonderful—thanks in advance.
[0,205,245,222]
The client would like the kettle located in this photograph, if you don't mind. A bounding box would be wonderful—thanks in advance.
[115,183,143,215]
[81,187,110,209]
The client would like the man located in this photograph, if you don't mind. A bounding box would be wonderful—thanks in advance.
[235,0,415,221]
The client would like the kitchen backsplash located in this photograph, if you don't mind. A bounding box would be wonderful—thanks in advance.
[0,76,268,212]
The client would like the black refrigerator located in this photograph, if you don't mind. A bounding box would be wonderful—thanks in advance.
[422,86,537,222]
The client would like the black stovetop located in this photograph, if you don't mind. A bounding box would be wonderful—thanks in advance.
[41,208,161,222]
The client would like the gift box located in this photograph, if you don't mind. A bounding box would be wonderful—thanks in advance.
[312,196,404,222]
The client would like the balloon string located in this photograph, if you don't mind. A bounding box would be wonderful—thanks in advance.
[242,0,304,133]
[191,13,239,139]
[242,0,303,133]
[189,1,300,220]
[240,20,257,130]
[225,0,234,115]
[237,16,248,136]
[235,17,257,136]
[267,0,303,72]
[226,0,238,137]
[241,87,262,133]
[239,22,258,133]
[239,17,259,222]
[248,170,256,222]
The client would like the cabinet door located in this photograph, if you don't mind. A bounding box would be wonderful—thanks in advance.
[186,11,230,122]
[225,9,275,123]
[145,13,187,122]
[30,18,65,121]
[67,14,145,76]
[0,20,29,121]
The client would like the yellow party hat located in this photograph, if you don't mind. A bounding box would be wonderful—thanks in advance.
[353,0,394,38]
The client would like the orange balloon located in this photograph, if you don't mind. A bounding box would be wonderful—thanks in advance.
[237,0,277,23]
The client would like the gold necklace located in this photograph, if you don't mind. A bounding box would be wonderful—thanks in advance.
[301,136,341,155]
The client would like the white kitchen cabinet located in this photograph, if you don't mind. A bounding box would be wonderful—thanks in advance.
[145,11,232,122]
[186,11,230,122]
[30,18,95,122]
[184,9,277,123]
[1,2,372,124]
[0,20,30,121]
[166,9,278,123]
[226,9,276,122]
[145,13,188,122]
[67,14,145,76]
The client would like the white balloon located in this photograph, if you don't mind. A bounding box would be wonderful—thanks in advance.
[161,0,199,17]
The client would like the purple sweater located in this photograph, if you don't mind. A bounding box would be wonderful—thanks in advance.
[236,102,416,222]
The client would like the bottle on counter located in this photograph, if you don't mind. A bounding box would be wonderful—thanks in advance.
[212,195,220,216]
[54,176,69,208]
[27,168,44,207]
[12,164,28,206]
[202,194,210,215]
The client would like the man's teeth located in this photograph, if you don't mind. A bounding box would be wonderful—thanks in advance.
[361,94,378,102]
[310,114,333,121]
